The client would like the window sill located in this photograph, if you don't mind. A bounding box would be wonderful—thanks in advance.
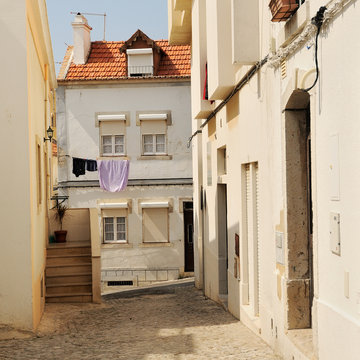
[102,243,133,249]
[137,155,172,160]
[139,242,173,248]
[98,156,130,160]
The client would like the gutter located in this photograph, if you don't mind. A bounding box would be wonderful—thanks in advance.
[57,76,191,86]
[58,178,193,188]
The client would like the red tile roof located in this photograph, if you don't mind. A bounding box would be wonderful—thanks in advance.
[58,40,191,81]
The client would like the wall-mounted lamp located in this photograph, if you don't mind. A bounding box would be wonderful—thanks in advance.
[44,126,54,143]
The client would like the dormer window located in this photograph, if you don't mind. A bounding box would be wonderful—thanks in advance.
[120,30,163,78]
[126,48,154,77]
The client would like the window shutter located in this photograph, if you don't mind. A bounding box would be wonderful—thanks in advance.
[143,208,168,243]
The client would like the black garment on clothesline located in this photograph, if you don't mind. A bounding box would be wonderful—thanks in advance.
[72,157,86,177]
[86,159,97,172]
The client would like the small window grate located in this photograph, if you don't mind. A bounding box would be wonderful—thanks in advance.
[108,280,133,286]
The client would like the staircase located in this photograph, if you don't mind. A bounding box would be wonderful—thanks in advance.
[45,241,93,303]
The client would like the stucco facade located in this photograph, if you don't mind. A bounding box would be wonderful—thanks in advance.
[57,19,193,290]
[0,0,57,330]
[169,0,360,359]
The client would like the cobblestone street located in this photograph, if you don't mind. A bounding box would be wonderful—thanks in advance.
[0,284,280,359]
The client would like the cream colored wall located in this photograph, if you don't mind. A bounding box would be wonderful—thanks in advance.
[49,208,90,241]
[170,0,360,359]
[0,0,56,330]
[205,0,236,100]
[191,0,213,119]
[0,1,33,329]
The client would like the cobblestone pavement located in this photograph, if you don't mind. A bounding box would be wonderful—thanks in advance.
[0,285,281,360]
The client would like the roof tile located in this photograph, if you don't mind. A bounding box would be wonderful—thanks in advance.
[59,39,190,81]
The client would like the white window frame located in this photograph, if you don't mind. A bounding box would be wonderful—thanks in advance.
[142,134,167,155]
[101,134,125,156]
[103,216,127,243]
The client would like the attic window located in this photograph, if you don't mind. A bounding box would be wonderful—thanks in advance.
[127,48,154,77]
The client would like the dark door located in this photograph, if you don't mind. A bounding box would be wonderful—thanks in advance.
[306,105,314,325]
[184,202,194,272]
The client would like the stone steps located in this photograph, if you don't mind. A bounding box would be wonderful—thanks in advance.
[45,242,93,303]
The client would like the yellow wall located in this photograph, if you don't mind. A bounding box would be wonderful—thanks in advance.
[27,15,47,328]
[26,0,57,328]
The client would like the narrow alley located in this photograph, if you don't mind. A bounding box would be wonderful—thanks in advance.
[0,283,280,360]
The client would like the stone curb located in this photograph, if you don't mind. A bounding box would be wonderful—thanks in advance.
[102,277,195,299]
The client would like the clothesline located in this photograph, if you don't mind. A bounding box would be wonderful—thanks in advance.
[71,156,129,192]
[72,157,97,177]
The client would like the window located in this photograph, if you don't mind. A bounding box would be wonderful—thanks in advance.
[103,216,127,243]
[143,134,166,155]
[98,115,126,156]
[143,208,169,243]
[127,48,154,77]
[36,142,42,206]
[241,162,259,316]
[139,114,168,156]
[102,135,125,155]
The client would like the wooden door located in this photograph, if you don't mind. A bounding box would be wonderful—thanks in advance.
[184,202,194,272]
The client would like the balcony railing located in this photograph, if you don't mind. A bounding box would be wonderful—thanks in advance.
[128,65,154,77]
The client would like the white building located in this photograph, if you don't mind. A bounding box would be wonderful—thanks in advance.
[169,0,360,359]
[57,15,193,291]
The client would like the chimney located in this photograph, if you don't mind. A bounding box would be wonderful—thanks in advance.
[72,13,92,65]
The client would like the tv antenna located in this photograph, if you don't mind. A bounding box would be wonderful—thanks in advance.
[70,12,107,41]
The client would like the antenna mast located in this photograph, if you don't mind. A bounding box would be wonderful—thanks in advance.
[70,12,107,41]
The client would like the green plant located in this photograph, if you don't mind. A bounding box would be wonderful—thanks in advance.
[54,202,68,230]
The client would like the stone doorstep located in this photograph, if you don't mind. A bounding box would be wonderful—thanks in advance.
[286,328,315,360]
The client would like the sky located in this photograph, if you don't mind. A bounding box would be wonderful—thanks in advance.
[46,0,169,74]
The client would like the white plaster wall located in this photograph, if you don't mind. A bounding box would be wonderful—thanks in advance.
[313,3,360,358]
[185,0,360,359]
[206,0,236,100]
[67,185,192,272]
[58,82,192,183]
[57,79,192,278]
[0,1,33,329]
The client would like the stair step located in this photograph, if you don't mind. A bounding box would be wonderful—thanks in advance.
[46,293,93,303]
[46,274,92,286]
[46,264,92,276]
[47,243,91,257]
[47,253,91,258]
[46,255,92,266]
[46,283,92,295]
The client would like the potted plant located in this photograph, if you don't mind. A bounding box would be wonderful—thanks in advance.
[269,0,298,22]
[54,202,68,243]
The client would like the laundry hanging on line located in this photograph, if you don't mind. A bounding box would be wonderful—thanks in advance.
[97,159,130,192]
[72,157,98,177]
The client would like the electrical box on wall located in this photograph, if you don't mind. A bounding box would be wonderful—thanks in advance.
[330,212,341,255]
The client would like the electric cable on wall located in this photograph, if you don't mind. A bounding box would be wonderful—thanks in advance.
[301,6,327,92]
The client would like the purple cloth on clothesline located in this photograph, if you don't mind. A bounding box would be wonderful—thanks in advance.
[97,159,129,192]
